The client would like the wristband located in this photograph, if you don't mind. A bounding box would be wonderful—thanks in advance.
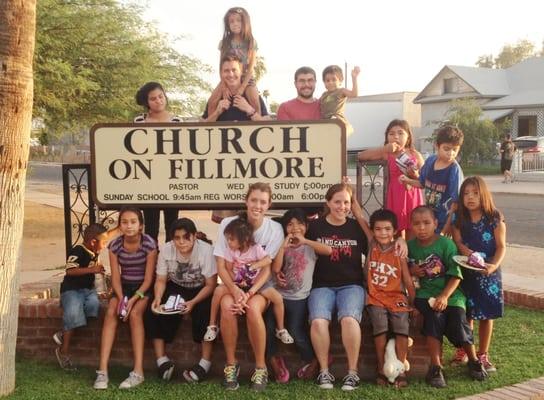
[135,290,145,299]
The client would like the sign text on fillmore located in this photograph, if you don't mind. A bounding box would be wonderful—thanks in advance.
[90,120,346,209]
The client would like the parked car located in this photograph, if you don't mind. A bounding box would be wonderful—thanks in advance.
[512,136,544,171]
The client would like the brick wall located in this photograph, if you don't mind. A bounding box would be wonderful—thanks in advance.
[504,287,544,310]
[17,298,429,380]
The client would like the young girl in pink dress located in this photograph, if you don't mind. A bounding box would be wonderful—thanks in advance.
[358,119,424,238]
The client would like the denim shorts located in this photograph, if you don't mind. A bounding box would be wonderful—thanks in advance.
[60,288,100,331]
[308,285,365,323]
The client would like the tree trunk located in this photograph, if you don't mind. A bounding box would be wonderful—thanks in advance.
[0,1,36,396]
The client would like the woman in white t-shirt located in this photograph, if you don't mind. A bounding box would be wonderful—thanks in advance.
[213,182,284,391]
[144,218,217,383]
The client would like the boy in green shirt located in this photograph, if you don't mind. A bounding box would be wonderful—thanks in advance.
[408,206,487,388]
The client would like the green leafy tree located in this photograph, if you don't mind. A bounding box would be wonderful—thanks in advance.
[440,98,504,165]
[269,101,279,114]
[476,39,540,68]
[34,0,211,138]
[254,55,267,82]
[476,54,494,68]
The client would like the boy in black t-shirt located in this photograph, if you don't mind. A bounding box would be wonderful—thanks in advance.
[53,224,108,370]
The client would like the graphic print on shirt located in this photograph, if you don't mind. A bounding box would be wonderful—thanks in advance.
[174,261,203,285]
[321,235,357,262]
[283,248,306,292]
[408,254,445,279]
[424,180,452,214]
[368,260,398,288]
[234,263,258,289]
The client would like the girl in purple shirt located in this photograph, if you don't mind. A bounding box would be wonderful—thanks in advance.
[94,207,157,390]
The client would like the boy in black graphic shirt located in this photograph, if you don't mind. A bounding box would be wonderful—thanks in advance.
[53,224,108,370]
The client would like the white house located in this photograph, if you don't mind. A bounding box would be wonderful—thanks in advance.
[345,92,421,152]
[414,57,544,150]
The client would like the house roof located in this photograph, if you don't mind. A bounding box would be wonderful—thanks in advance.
[483,90,544,109]
[414,57,544,108]
[447,66,510,96]
[348,92,419,103]
[481,109,513,121]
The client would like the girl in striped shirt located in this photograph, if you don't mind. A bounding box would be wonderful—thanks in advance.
[94,207,157,390]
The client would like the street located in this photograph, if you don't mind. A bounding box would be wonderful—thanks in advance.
[494,193,543,248]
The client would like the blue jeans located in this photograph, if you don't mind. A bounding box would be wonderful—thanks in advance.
[265,297,314,362]
[60,288,99,331]
[308,285,365,323]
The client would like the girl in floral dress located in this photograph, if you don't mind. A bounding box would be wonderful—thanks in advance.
[452,176,506,373]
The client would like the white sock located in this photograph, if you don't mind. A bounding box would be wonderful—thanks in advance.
[199,358,211,372]
[157,356,170,367]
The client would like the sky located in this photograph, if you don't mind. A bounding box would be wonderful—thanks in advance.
[143,0,543,104]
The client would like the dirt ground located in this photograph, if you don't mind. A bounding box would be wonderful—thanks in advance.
[22,200,539,280]
[22,201,66,272]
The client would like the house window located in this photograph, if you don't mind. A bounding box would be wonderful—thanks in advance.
[444,78,458,94]
[518,115,537,136]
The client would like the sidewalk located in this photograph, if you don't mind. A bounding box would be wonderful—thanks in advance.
[480,174,544,196]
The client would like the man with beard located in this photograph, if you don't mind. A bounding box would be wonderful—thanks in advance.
[277,67,320,120]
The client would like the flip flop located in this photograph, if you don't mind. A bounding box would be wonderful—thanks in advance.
[394,373,408,388]
[376,372,389,386]
[271,356,289,383]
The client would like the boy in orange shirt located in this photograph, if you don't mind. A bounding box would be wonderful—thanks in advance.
[353,208,416,387]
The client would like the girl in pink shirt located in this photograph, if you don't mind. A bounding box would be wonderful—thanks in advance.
[204,216,294,345]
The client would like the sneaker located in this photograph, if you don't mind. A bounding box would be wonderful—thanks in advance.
[275,328,294,344]
[55,347,76,371]
[316,370,335,389]
[478,352,497,373]
[203,325,219,341]
[119,371,144,389]
[425,365,447,388]
[53,330,63,346]
[450,347,468,365]
[467,359,488,381]
[93,370,109,390]
[250,368,268,392]
[158,360,175,381]
[341,372,360,391]
[223,364,240,390]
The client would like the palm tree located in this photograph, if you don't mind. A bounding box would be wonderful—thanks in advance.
[0,1,36,395]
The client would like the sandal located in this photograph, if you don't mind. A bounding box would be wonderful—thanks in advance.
[275,328,294,344]
[203,325,219,342]
[376,372,389,386]
[394,373,408,388]
[182,363,208,383]
[270,356,289,383]
[296,359,319,380]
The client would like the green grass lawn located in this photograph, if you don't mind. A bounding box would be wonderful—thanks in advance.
[9,306,544,399]
[461,164,500,176]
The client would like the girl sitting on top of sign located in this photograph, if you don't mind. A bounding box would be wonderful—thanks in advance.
[134,81,181,243]
[207,7,261,118]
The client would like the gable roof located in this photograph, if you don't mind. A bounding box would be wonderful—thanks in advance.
[447,65,509,96]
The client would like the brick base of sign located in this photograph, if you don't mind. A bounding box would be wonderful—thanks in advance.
[17,298,429,380]
[17,285,543,381]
